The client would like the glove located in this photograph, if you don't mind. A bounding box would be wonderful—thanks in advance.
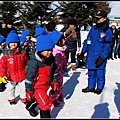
[26,91,33,101]
[78,47,80,52]
[78,52,85,60]
[53,82,59,91]
[25,66,28,70]
[0,76,7,84]
[95,56,104,68]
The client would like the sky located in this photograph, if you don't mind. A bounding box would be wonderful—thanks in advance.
[108,1,120,17]
[0,52,120,119]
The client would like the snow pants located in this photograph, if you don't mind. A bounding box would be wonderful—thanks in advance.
[88,69,106,90]
[34,88,52,111]
[6,79,26,101]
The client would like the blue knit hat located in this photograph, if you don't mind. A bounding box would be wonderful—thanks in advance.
[21,29,31,37]
[36,35,55,52]
[0,35,5,44]
[49,30,63,44]
[6,30,19,45]
[34,25,48,37]
[19,35,26,46]
[19,29,30,46]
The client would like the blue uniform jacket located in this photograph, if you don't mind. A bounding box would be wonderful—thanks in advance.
[81,25,112,69]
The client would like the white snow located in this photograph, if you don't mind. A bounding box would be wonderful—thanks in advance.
[0,58,120,119]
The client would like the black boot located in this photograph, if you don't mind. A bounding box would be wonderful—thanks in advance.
[0,83,6,92]
[82,87,95,93]
[40,109,51,118]
[94,88,102,95]
[25,101,38,117]
[114,53,117,59]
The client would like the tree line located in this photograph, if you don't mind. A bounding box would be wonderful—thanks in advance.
[0,1,111,36]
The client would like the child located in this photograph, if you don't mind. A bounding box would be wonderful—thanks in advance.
[49,30,67,107]
[0,30,28,104]
[0,35,7,92]
[34,25,48,38]
[44,20,56,34]
[25,35,59,118]
[20,29,36,60]
[24,26,50,117]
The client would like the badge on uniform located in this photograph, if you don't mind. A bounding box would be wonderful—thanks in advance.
[101,32,106,38]
[87,39,91,44]
[8,58,13,64]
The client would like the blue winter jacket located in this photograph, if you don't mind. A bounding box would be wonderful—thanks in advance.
[81,24,112,69]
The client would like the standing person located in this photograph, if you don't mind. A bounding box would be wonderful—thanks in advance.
[60,19,81,73]
[0,35,7,92]
[44,20,56,34]
[1,18,17,38]
[0,30,28,104]
[20,29,36,60]
[49,30,67,107]
[79,10,112,95]
[25,35,59,118]
[108,24,118,59]
[34,25,48,38]
[117,27,120,58]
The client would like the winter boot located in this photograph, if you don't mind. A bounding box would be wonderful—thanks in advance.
[0,83,6,92]
[40,109,51,118]
[25,101,38,117]
[8,98,16,105]
[114,53,117,59]
[94,88,102,95]
[82,87,95,93]
[71,63,76,71]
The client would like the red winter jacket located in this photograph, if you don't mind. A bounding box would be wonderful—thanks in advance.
[0,48,28,82]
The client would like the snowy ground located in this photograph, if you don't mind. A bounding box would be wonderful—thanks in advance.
[0,58,120,119]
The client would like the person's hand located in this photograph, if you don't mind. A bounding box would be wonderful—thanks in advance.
[95,56,104,68]
[78,52,85,60]
[53,82,59,91]
[78,47,80,52]
[26,91,33,101]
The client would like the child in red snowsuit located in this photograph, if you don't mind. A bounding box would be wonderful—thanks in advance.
[25,35,59,118]
[0,30,28,105]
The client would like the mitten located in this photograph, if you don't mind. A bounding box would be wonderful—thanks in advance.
[53,82,59,91]
[25,66,28,70]
[79,52,85,60]
[0,76,7,84]
[26,91,33,101]
[95,56,104,68]
[78,47,80,52]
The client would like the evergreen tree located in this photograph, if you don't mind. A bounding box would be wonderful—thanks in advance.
[0,1,18,24]
[54,1,111,30]
[15,1,56,35]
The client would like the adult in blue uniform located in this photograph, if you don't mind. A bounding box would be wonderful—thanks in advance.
[79,10,112,95]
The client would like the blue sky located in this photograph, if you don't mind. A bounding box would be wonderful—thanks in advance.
[108,1,120,17]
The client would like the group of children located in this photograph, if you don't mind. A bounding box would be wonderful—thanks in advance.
[0,20,70,118]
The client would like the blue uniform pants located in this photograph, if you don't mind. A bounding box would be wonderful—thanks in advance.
[88,69,106,90]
